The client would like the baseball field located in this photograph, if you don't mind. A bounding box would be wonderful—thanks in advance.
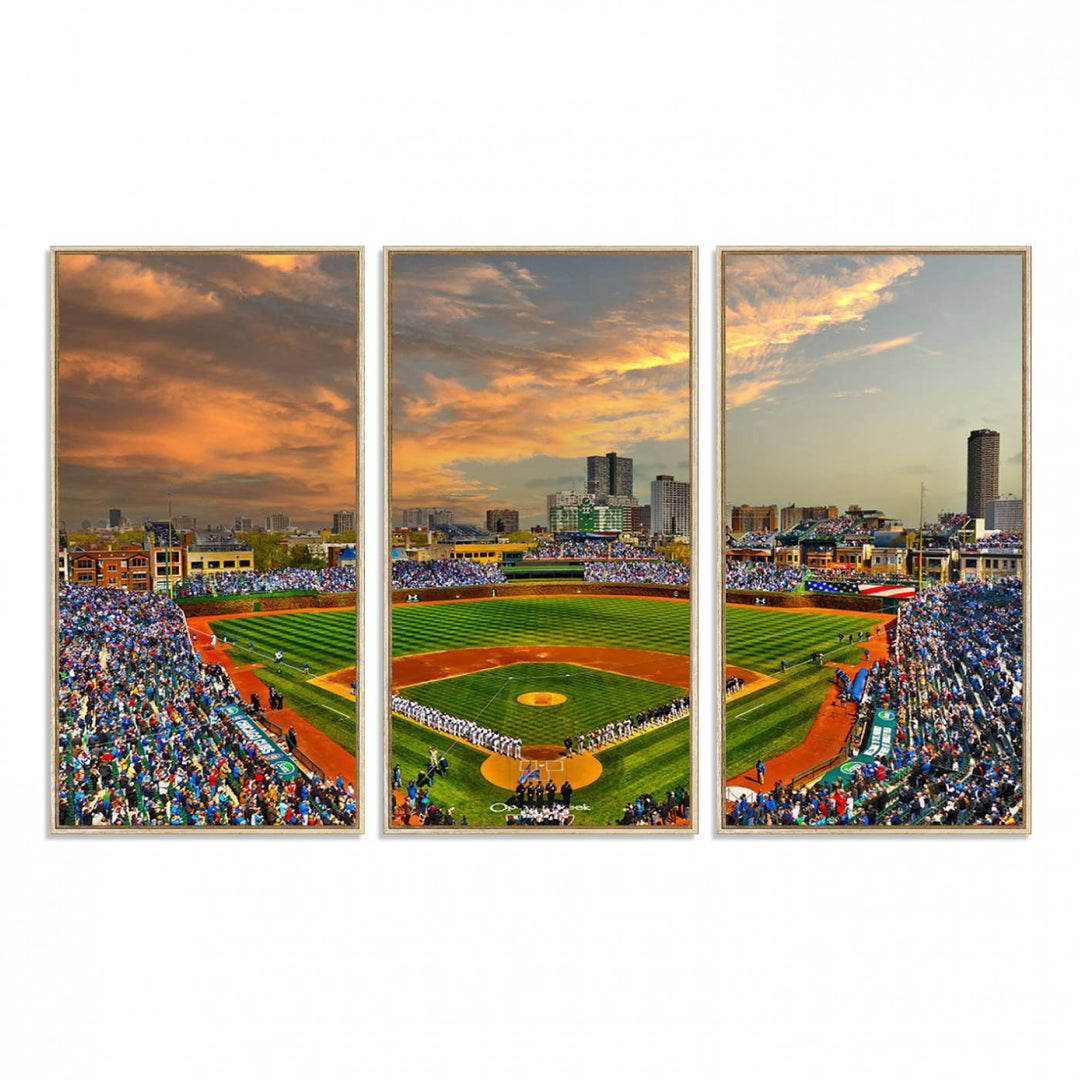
[724,604,886,779]
[205,609,358,755]
[391,593,692,827]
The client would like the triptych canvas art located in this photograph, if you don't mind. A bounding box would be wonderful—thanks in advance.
[51,246,1028,833]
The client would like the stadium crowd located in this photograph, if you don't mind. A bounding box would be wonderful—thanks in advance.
[391,559,507,589]
[583,558,689,586]
[725,561,804,592]
[619,787,690,826]
[964,532,1023,550]
[727,578,1023,827]
[936,513,967,533]
[56,584,356,827]
[175,566,356,597]
[525,538,659,560]
[729,530,775,549]
[801,515,866,540]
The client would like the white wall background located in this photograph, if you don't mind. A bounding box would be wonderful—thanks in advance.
[2,2,1075,1076]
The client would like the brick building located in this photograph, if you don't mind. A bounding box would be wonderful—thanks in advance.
[68,545,152,591]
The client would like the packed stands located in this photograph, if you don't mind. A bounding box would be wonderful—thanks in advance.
[801,515,869,540]
[725,561,804,592]
[965,532,1023,550]
[729,530,776,549]
[56,584,356,827]
[584,558,689,585]
[175,566,356,597]
[391,559,507,589]
[525,538,660,560]
[727,578,1023,827]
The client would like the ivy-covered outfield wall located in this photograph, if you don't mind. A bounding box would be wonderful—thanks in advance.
[725,589,884,613]
[175,591,355,617]
[390,581,690,604]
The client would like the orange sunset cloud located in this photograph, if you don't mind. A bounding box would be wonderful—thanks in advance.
[390,252,691,524]
[56,251,358,527]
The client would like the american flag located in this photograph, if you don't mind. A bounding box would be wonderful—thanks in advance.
[809,580,840,593]
[858,584,916,598]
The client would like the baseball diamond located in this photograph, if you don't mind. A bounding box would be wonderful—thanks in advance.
[390,592,692,828]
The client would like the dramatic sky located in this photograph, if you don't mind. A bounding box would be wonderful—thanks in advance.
[390,252,692,527]
[724,252,1023,525]
[57,251,358,529]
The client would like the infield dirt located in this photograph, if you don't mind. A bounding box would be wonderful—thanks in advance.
[393,645,689,691]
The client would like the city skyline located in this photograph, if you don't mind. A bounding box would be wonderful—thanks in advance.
[56,251,359,529]
[390,252,692,528]
[724,252,1023,525]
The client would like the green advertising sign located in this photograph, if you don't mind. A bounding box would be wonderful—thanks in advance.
[222,705,299,782]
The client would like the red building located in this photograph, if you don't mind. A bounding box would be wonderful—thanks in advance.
[68,545,152,591]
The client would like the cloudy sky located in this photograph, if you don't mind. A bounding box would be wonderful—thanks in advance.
[724,252,1023,525]
[390,252,692,527]
[57,251,358,529]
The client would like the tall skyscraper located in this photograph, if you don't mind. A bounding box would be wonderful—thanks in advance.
[332,509,356,533]
[586,451,634,497]
[234,516,253,533]
[108,508,122,528]
[966,429,1000,520]
[265,512,290,532]
[485,508,519,534]
[650,475,690,536]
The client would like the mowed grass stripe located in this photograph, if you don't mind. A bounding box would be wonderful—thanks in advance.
[591,720,690,820]
[392,596,689,658]
[724,604,875,777]
[208,611,358,756]
[726,606,882,674]
[399,662,683,744]
[213,611,356,672]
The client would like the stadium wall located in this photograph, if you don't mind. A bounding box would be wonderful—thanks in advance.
[175,591,355,616]
[725,589,885,613]
[391,581,690,604]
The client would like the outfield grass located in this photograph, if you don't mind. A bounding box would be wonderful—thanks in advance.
[725,605,880,778]
[209,610,357,755]
[392,595,690,657]
[391,713,690,827]
[398,661,683,745]
[726,605,883,673]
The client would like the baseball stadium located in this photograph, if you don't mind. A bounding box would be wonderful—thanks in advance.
[389,535,693,828]
[723,516,1024,828]
[56,566,360,828]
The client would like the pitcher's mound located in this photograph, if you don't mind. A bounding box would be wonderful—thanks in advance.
[516,691,567,706]
[481,745,602,790]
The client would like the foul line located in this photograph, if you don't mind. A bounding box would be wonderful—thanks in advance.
[191,629,355,720]
[731,633,884,719]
